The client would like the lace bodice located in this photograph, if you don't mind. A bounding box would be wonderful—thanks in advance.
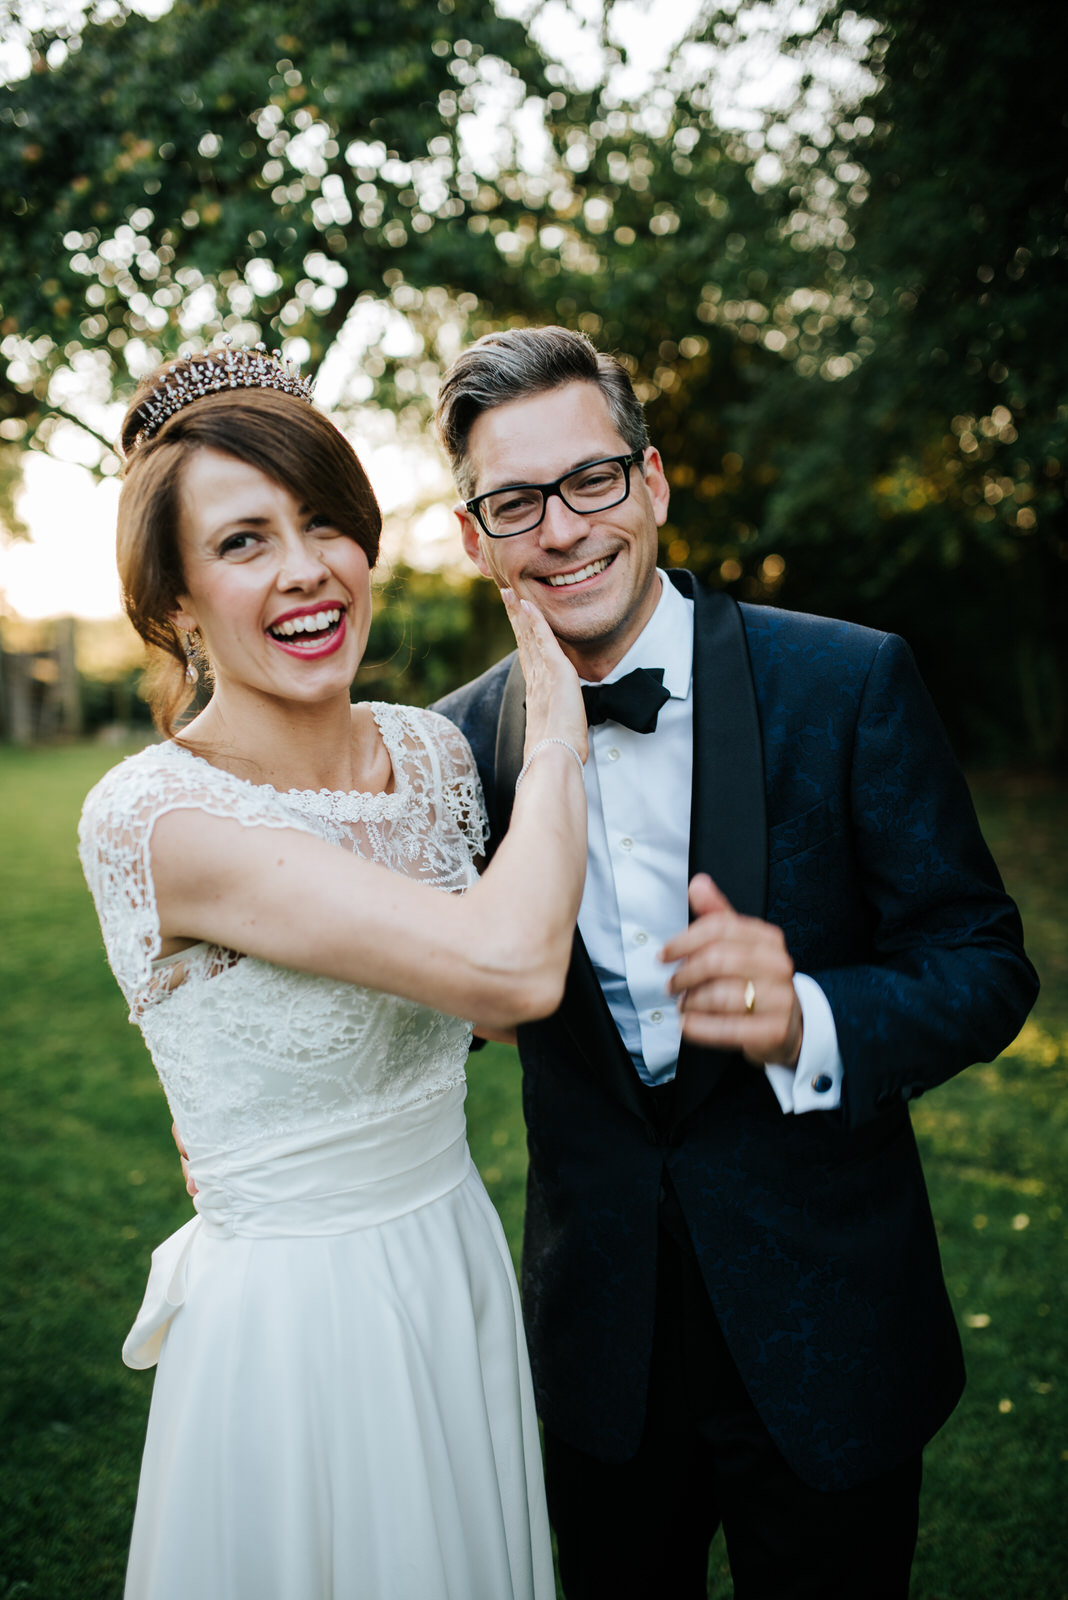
[79,704,488,1155]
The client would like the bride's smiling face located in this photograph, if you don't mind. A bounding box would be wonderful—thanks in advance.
[171,447,371,706]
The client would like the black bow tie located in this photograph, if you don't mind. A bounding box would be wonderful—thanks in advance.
[582,667,670,734]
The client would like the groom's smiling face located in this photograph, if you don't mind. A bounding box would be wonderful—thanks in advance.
[456,380,670,682]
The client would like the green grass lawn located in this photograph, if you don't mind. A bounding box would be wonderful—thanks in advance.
[1,744,1065,1599]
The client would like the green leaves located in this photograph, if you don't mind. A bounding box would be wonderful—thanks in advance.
[3,0,1065,761]
[0,0,553,468]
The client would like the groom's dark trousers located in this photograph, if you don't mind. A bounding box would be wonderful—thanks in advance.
[435,574,1037,1596]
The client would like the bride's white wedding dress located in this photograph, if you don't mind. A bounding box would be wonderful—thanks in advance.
[79,704,554,1600]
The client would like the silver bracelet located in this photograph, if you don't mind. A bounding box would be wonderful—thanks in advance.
[514,737,585,792]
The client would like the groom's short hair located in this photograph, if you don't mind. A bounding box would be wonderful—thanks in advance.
[435,325,649,500]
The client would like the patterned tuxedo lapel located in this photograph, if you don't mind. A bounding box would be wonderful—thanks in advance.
[672,572,767,916]
[669,573,768,1124]
[493,655,526,834]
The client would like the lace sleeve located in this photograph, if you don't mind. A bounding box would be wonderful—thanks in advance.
[78,745,314,1013]
[411,709,489,864]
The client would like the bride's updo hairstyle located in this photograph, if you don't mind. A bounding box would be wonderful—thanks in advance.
[117,348,382,738]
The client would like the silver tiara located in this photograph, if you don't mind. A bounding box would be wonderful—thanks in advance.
[133,341,314,446]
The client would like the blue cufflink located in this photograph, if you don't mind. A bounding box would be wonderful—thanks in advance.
[810,1074,833,1094]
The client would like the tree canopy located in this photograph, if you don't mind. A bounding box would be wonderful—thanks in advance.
[0,0,552,467]
[3,0,1066,763]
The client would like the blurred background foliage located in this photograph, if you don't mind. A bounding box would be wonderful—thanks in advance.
[1,0,1066,764]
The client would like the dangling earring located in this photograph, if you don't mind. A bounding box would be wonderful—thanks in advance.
[184,630,199,685]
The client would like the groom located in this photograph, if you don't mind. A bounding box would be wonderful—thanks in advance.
[432,326,1037,1599]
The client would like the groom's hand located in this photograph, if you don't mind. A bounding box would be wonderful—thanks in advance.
[660,874,803,1067]
[171,1121,198,1198]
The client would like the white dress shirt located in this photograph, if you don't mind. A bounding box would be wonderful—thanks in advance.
[577,572,843,1112]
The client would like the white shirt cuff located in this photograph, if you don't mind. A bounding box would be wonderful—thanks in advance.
[764,973,843,1115]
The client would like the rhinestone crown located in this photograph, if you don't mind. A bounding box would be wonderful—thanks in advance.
[133,341,314,447]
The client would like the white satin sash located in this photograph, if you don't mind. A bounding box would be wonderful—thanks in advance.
[123,1084,471,1369]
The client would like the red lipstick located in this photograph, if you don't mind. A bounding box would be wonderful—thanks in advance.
[266,602,348,659]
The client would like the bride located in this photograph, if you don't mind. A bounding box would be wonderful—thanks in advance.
[78,344,587,1599]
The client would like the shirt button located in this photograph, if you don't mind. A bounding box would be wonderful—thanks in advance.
[634,931,648,946]
[811,1074,833,1094]
[607,747,621,762]
[620,837,633,851]
[650,1010,663,1024]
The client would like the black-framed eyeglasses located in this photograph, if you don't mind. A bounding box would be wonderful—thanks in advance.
[465,450,646,539]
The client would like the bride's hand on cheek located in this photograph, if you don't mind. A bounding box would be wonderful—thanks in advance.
[502,589,587,763]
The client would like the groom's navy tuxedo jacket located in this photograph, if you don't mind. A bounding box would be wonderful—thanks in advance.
[434,572,1037,1492]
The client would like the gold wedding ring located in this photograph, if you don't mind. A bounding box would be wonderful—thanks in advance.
[744,980,757,1014]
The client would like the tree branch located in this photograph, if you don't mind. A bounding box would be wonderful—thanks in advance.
[47,405,119,461]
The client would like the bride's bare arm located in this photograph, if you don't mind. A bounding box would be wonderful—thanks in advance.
[150,593,587,1030]
[472,1025,519,1046]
